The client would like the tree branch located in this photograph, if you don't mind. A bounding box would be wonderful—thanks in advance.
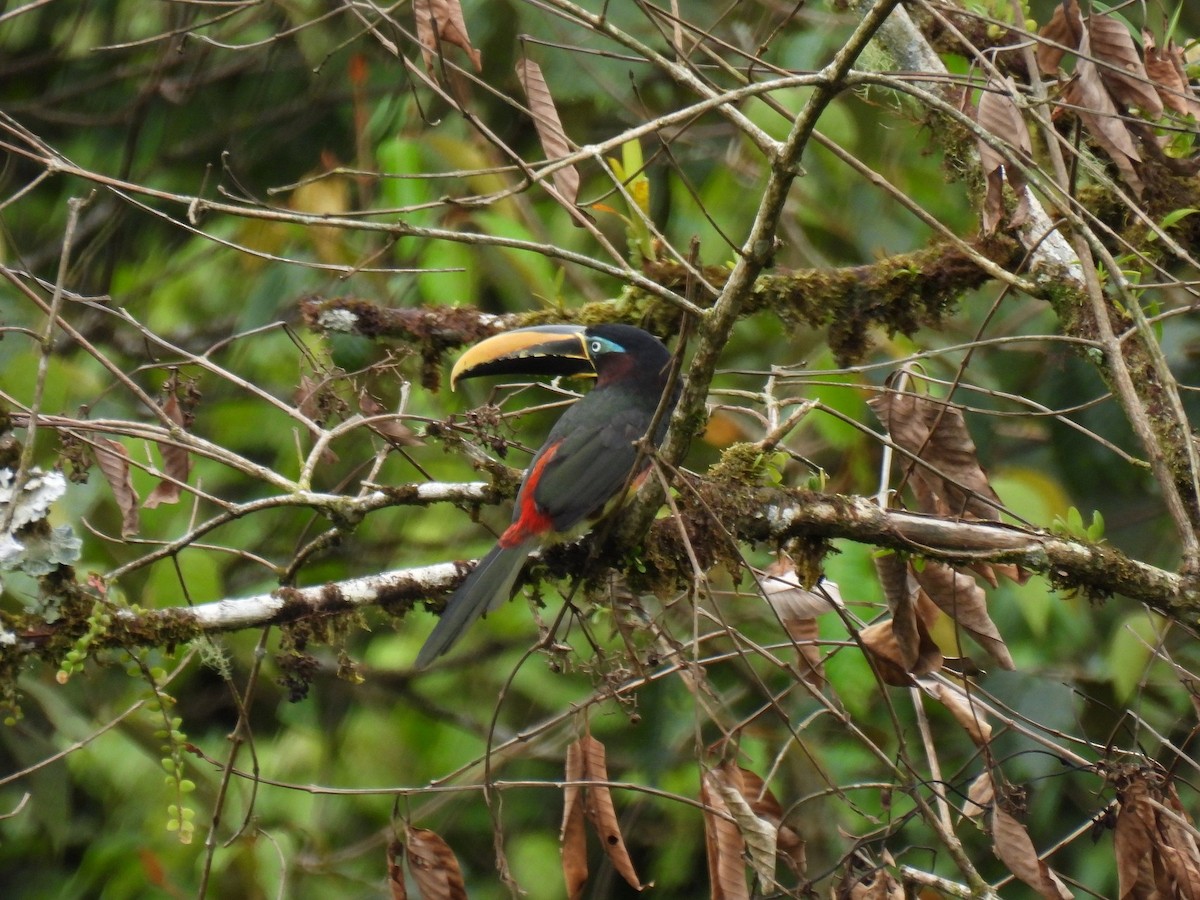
[11,481,1190,654]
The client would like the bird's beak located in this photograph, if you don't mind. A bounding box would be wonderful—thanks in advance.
[450,325,594,390]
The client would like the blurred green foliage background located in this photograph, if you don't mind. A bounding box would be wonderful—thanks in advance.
[1,1,1199,897]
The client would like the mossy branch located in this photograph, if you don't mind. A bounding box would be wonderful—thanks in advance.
[6,479,1193,662]
[301,235,1023,373]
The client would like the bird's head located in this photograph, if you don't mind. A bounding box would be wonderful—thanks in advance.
[450,324,670,390]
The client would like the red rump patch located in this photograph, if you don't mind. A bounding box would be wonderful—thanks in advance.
[499,441,561,547]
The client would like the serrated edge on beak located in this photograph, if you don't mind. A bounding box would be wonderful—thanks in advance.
[450,325,592,390]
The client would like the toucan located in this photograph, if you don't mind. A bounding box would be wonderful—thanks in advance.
[416,323,678,668]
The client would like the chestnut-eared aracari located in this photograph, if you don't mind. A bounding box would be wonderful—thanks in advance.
[416,324,677,668]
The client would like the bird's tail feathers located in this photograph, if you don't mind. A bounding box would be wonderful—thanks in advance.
[415,540,534,668]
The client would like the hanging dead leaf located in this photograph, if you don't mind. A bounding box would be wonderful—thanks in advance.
[859,615,943,685]
[1037,0,1083,75]
[296,374,325,424]
[562,739,589,900]
[874,551,913,613]
[1114,770,1200,899]
[575,734,645,892]
[359,390,421,447]
[1086,14,1163,118]
[858,620,915,686]
[405,827,467,900]
[711,763,778,892]
[1065,27,1144,195]
[963,772,995,821]
[701,770,750,900]
[913,561,1014,670]
[1114,780,1154,898]
[763,557,838,689]
[144,392,192,509]
[923,681,993,746]
[976,78,1033,234]
[763,558,838,620]
[970,558,1030,589]
[874,553,924,672]
[991,805,1074,899]
[1144,33,1200,118]
[778,822,805,874]
[94,438,139,537]
[731,767,805,874]
[835,849,904,899]
[413,0,481,74]
[868,387,1005,522]
[387,839,409,900]
[515,57,583,211]
[870,552,944,679]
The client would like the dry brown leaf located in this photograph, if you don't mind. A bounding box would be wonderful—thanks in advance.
[848,871,903,899]
[701,771,750,900]
[836,850,904,899]
[874,551,912,612]
[1160,845,1200,900]
[359,390,421,447]
[413,0,481,74]
[1144,33,1200,118]
[763,557,838,620]
[763,556,840,619]
[914,561,1014,670]
[777,823,806,874]
[971,559,1030,588]
[729,767,804,871]
[991,805,1074,899]
[94,438,139,537]
[976,78,1033,234]
[868,389,1005,522]
[788,616,825,691]
[1086,15,1163,118]
[1037,0,1083,74]
[711,764,777,892]
[515,57,582,209]
[1115,781,1153,899]
[858,620,914,686]
[562,740,589,900]
[874,553,925,672]
[144,392,192,509]
[859,617,942,685]
[915,588,942,628]
[963,772,995,821]
[387,839,409,900]
[1066,27,1144,195]
[871,553,944,679]
[1115,772,1200,899]
[763,558,837,689]
[296,374,325,424]
[405,827,467,900]
[923,681,993,747]
[577,734,645,892]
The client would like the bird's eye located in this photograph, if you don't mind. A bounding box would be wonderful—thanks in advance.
[589,339,604,354]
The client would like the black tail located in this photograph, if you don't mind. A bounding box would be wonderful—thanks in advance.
[416,541,533,668]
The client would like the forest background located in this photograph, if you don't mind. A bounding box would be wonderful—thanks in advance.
[3,0,1200,897]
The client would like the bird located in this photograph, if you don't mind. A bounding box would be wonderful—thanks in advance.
[416,323,678,668]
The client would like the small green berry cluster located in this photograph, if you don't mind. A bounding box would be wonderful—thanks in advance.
[56,600,113,684]
[138,659,197,844]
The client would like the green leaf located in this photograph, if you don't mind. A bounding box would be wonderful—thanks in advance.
[1159,207,1198,230]
[1108,614,1161,703]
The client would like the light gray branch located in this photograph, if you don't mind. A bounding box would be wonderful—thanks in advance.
[90,484,1193,643]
